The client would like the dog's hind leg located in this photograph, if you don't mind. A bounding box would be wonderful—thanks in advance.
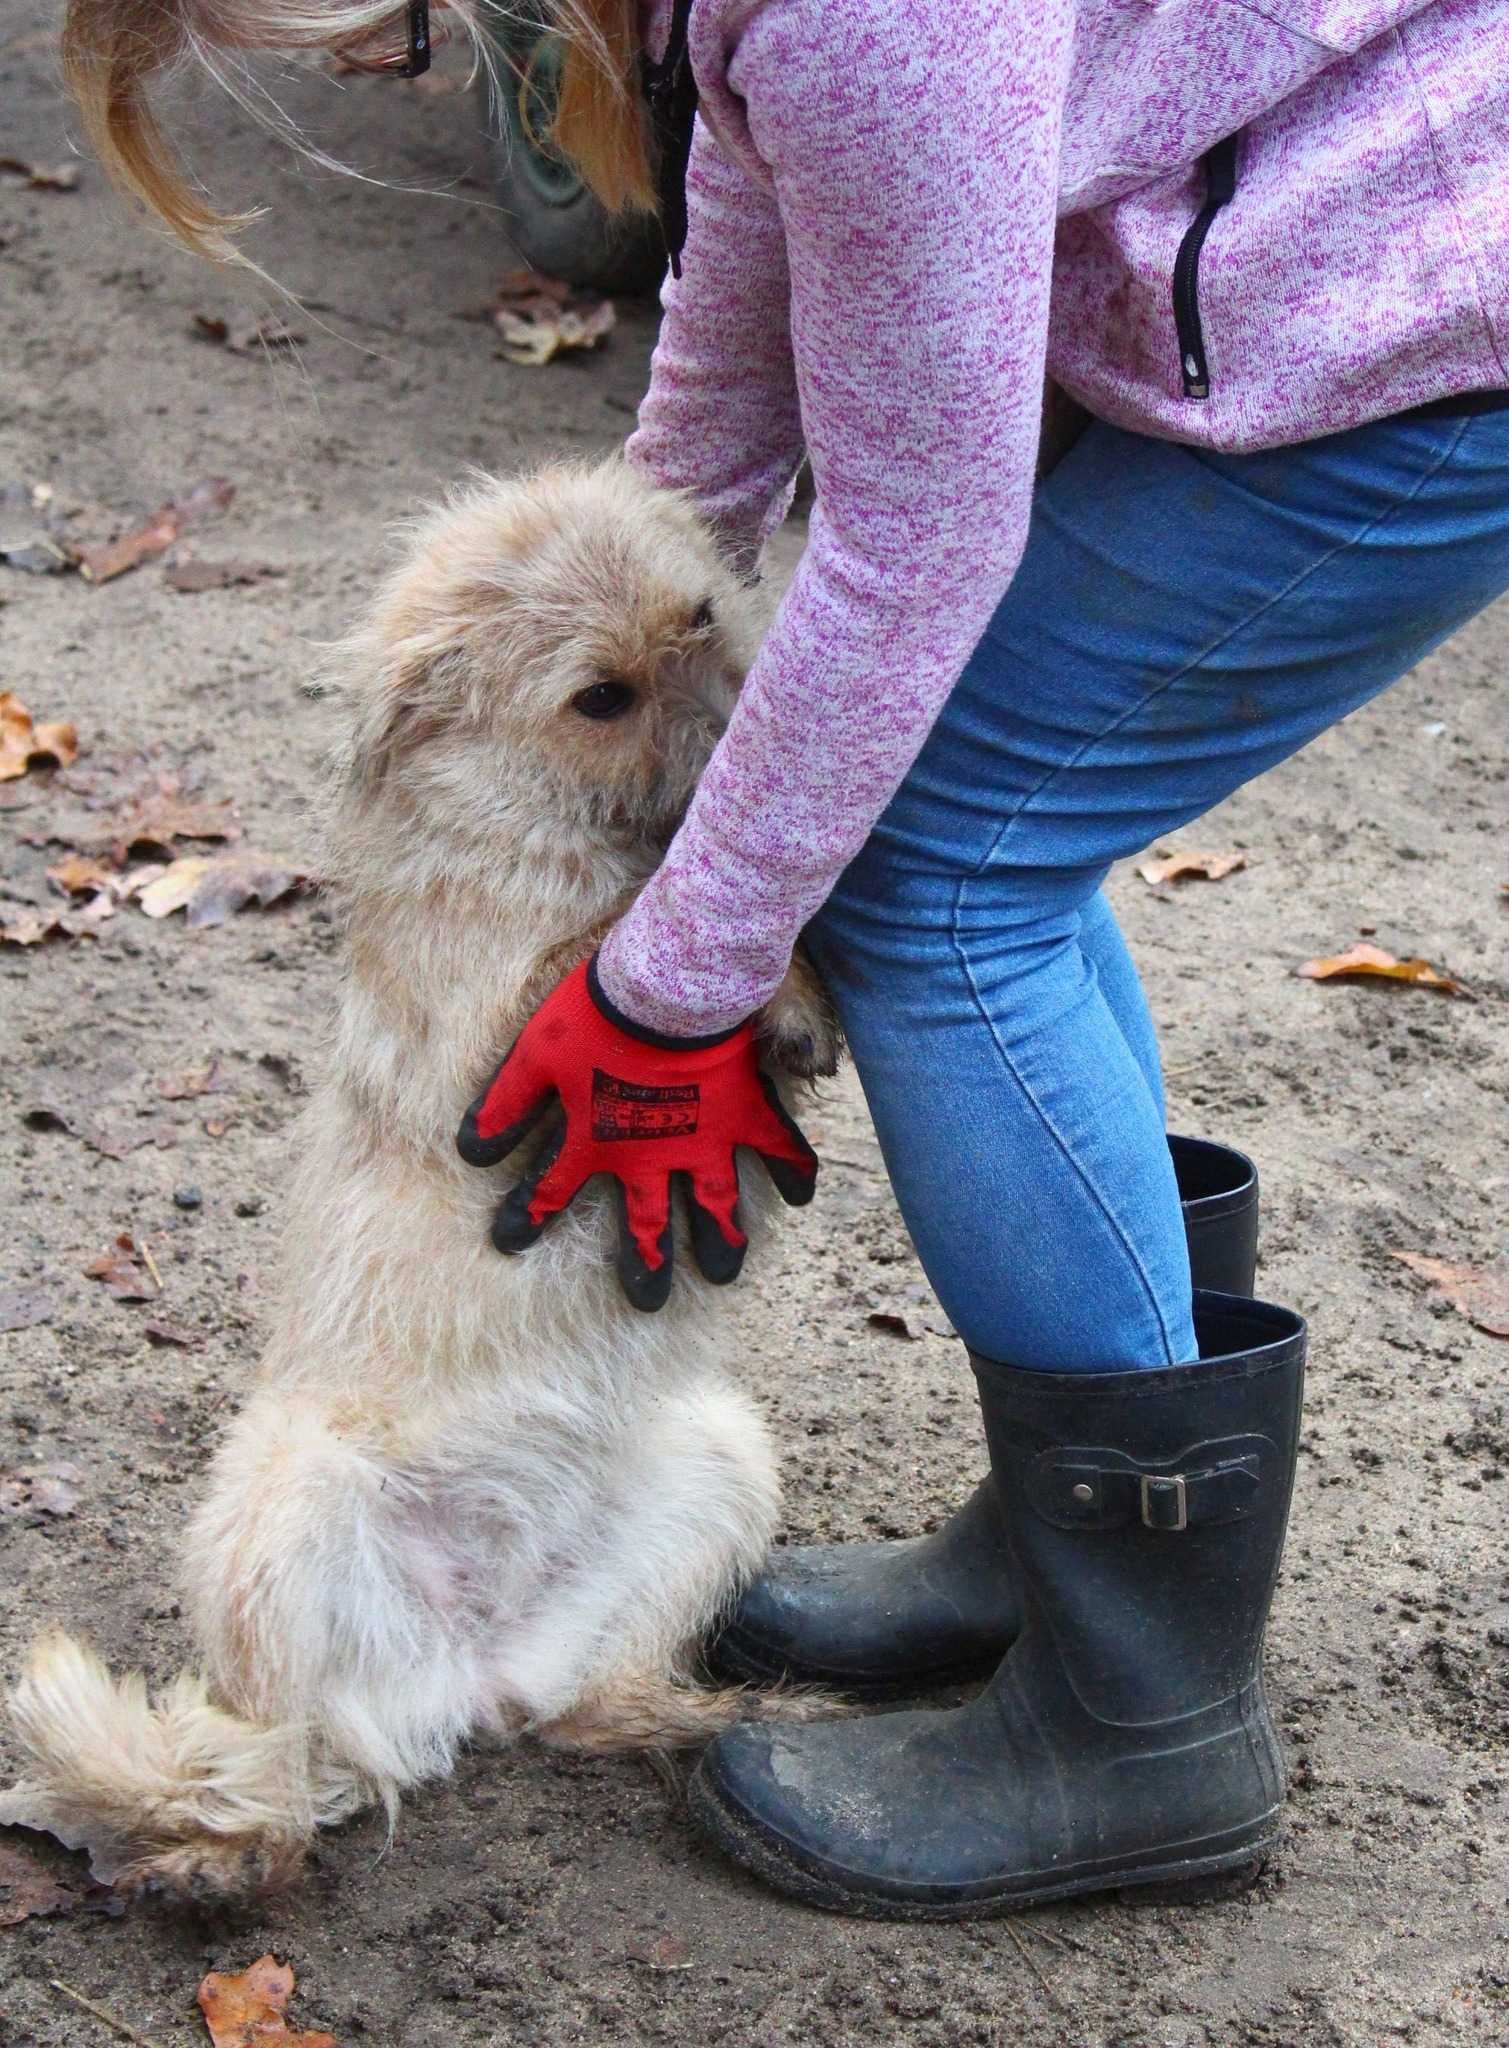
[5,1393,498,1902]
[519,1381,842,1752]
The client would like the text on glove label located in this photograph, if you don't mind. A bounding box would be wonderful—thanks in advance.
[591,1068,700,1141]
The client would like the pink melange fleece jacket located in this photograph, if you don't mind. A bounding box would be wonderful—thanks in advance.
[595,0,1509,1037]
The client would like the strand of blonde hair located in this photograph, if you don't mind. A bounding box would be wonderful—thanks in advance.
[59,0,655,263]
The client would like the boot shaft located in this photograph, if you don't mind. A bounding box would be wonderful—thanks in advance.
[971,1292,1305,1727]
[1171,1136,1258,1296]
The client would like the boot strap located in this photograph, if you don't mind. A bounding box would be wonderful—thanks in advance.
[1024,1435,1272,1533]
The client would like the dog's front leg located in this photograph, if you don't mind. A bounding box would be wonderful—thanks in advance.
[757,950,843,1081]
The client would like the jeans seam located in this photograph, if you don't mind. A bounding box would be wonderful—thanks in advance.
[968,414,1474,884]
[946,879,1186,1366]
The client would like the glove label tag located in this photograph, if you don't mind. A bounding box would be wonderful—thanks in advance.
[592,1067,700,1142]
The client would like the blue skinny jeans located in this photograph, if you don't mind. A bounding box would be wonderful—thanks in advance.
[805,409,1509,1372]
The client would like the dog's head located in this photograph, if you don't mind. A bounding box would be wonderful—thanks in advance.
[328,462,760,859]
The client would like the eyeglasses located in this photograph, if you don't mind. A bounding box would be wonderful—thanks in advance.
[332,1,433,78]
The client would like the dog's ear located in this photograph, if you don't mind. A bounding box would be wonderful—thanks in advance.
[348,667,456,791]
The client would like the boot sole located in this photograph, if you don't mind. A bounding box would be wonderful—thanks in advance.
[689,1762,1278,1922]
[707,1629,1001,1700]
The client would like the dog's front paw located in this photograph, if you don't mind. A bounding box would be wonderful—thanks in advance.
[757,954,843,1082]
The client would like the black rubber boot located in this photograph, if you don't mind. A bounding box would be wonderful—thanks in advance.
[711,1135,1259,1692]
[690,1291,1305,1920]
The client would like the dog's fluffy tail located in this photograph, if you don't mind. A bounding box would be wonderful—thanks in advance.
[541,1671,842,1756]
[0,1632,366,1902]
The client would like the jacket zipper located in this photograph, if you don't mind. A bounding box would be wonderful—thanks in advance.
[1172,135,1239,400]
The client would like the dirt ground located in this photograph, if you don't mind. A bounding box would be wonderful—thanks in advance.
[2,16,1507,2048]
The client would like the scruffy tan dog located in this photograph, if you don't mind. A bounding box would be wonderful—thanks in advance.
[0,462,838,1903]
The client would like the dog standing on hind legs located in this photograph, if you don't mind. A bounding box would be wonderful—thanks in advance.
[0,462,841,1903]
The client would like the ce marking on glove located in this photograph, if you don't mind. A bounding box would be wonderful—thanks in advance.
[591,1069,700,1142]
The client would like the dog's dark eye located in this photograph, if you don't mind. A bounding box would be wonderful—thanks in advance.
[571,680,637,722]
[690,599,716,633]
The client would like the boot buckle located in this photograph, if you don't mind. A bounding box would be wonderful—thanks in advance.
[1140,1472,1188,1532]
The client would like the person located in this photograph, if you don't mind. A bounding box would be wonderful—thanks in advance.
[61,0,1509,1919]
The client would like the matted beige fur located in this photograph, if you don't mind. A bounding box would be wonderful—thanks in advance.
[0,461,840,1903]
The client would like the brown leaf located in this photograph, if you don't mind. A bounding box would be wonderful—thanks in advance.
[156,1059,231,1100]
[133,853,315,928]
[496,266,573,305]
[1295,941,1473,1000]
[46,853,123,897]
[0,1462,82,1517]
[0,902,100,946]
[113,799,240,863]
[166,558,286,594]
[197,1956,337,2048]
[75,478,234,584]
[0,691,79,780]
[24,1100,176,1159]
[1391,1253,1509,1338]
[192,314,307,357]
[0,154,80,191]
[83,1234,156,1302]
[866,1311,914,1339]
[1137,848,1247,888]
[0,1286,56,1331]
[625,1934,694,1972]
[0,1839,76,1926]
[41,784,242,864]
[144,1319,201,1349]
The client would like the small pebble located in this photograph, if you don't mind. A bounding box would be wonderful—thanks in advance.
[173,1185,203,1211]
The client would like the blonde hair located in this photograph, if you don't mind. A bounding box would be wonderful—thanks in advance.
[60,0,655,263]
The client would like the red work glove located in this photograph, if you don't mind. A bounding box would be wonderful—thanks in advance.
[457,956,818,1310]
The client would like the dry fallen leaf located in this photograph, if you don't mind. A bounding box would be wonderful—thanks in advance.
[0,1462,82,1518]
[0,691,79,780]
[46,852,123,896]
[83,1234,157,1302]
[75,477,235,584]
[496,299,616,366]
[0,1286,56,1332]
[1391,1253,1509,1339]
[35,779,242,864]
[191,313,307,357]
[0,1839,76,1927]
[134,853,315,928]
[1295,941,1473,999]
[166,558,287,594]
[25,1100,176,1159]
[488,268,615,366]
[144,1319,201,1349]
[156,1059,231,1100]
[0,902,101,946]
[1137,848,1247,888]
[0,534,75,574]
[866,1311,915,1339]
[197,1956,337,2048]
[625,1934,694,1972]
[0,154,80,191]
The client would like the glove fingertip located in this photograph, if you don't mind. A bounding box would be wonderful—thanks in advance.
[618,1229,675,1312]
[761,1150,819,1207]
[491,1186,550,1255]
[612,1184,675,1311]
[457,1100,506,1168]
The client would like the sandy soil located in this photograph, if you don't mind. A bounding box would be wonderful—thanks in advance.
[2,17,1507,2047]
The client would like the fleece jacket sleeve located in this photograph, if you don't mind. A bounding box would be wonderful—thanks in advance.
[600,0,1076,1035]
